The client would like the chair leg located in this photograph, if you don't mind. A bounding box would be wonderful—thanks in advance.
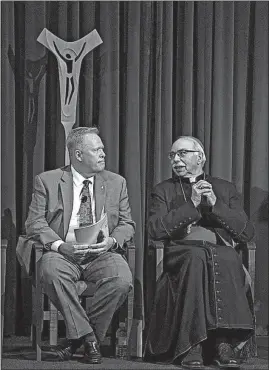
[31,281,35,348]
[1,239,7,352]
[31,248,43,361]
[127,288,134,357]
[31,322,36,350]
[126,245,136,357]
[35,269,43,360]
[49,300,58,346]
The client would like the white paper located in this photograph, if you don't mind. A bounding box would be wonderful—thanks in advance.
[74,213,109,245]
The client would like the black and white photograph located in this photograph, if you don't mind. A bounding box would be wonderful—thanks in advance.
[1,1,268,369]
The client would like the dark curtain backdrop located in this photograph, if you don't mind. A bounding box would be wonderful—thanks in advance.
[1,1,268,355]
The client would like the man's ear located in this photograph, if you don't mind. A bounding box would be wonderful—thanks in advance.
[75,149,82,162]
[197,152,203,164]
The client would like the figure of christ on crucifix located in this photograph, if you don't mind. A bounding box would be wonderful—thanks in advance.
[37,28,103,125]
[53,42,86,106]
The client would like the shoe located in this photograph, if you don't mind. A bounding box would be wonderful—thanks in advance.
[50,339,82,361]
[181,360,204,369]
[212,342,240,368]
[181,344,204,369]
[82,340,102,364]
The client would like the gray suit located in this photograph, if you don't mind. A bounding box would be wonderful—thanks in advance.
[21,165,135,341]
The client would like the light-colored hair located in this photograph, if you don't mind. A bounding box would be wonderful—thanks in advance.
[66,127,99,155]
[177,135,206,166]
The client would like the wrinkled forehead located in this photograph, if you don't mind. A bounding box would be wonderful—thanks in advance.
[171,138,196,152]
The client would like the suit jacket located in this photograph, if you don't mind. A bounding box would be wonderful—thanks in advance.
[17,165,135,274]
[148,174,255,245]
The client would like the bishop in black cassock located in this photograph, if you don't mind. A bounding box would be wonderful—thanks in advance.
[144,136,255,369]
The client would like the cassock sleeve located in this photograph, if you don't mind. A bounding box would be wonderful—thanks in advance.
[209,182,255,243]
[148,184,201,240]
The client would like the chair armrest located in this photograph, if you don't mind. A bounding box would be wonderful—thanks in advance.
[148,239,164,281]
[16,235,44,275]
[125,239,135,282]
[246,241,256,250]
[236,240,256,251]
[125,239,135,250]
[246,241,256,297]
[148,239,165,250]
[235,240,256,297]
[1,239,8,249]
[32,240,44,262]
[235,241,256,262]
[19,235,43,252]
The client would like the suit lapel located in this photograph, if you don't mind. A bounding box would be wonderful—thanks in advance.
[94,173,106,221]
[60,168,73,238]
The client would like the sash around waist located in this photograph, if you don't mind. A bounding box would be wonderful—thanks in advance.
[181,225,217,244]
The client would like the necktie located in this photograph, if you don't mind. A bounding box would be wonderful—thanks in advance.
[78,179,93,227]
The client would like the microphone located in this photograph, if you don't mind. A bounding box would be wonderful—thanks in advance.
[81,195,88,203]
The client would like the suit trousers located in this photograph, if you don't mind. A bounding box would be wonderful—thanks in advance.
[40,251,133,341]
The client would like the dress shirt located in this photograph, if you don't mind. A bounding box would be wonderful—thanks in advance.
[50,166,95,251]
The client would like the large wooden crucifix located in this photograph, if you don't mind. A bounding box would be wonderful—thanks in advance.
[37,28,103,164]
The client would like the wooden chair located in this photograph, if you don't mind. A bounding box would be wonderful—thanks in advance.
[17,236,135,361]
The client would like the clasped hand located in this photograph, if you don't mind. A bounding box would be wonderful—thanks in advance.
[191,180,217,208]
[59,234,114,264]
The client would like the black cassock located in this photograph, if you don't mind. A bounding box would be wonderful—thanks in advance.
[144,174,255,364]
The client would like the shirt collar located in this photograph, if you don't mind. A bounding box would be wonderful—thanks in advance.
[173,172,206,184]
[71,165,94,187]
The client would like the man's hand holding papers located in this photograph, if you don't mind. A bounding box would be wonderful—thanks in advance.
[72,213,116,262]
[89,232,115,255]
[58,242,90,264]
[58,214,113,263]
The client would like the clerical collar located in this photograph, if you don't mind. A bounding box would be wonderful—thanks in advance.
[174,172,206,184]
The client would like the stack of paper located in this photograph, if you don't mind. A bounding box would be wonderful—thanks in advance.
[74,213,109,245]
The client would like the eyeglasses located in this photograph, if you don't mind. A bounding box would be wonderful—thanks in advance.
[168,150,200,160]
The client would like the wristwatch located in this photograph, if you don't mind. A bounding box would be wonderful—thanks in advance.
[44,242,53,251]
[44,240,63,252]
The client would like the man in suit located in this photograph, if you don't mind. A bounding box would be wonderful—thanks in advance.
[144,136,255,369]
[25,127,135,363]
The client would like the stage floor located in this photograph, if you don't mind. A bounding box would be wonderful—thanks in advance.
[1,335,268,369]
